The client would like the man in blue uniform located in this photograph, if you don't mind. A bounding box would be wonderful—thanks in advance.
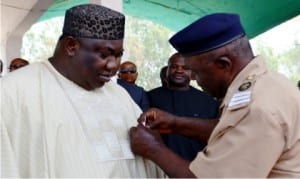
[129,13,300,178]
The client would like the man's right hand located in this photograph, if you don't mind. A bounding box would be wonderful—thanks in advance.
[138,108,176,134]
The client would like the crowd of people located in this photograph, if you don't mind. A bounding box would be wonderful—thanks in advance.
[1,3,300,178]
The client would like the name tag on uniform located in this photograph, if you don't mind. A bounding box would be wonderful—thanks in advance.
[228,91,251,109]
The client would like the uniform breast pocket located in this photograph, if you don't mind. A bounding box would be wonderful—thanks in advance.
[209,126,234,145]
[208,106,250,144]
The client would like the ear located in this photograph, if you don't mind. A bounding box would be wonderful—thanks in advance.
[214,56,232,71]
[63,36,80,57]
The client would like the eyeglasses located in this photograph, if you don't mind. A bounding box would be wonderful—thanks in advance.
[119,69,137,74]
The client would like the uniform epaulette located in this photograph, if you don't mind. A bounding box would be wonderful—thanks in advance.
[228,74,256,110]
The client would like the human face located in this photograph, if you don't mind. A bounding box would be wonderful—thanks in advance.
[9,60,28,72]
[71,37,123,90]
[167,55,191,89]
[185,54,230,99]
[118,62,138,84]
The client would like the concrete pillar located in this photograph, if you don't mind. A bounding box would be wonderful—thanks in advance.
[2,0,122,74]
[5,0,52,69]
[90,0,123,12]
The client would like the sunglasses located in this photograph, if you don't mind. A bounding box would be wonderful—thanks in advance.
[119,69,137,74]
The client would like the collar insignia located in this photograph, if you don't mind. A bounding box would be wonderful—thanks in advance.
[238,81,252,91]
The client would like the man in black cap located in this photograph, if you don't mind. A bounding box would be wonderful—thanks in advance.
[1,4,163,178]
[129,13,300,178]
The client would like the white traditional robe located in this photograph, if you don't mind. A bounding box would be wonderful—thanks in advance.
[1,61,164,178]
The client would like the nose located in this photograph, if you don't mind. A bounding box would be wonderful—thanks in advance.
[175,66,184,73]
[106,56,121,73]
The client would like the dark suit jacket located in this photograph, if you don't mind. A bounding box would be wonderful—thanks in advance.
[117,79,149,112]
[147,86,219,161]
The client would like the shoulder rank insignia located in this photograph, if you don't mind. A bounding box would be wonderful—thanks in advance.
[228,75,255,110]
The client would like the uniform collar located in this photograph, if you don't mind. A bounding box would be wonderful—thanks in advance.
[220,56,268,109]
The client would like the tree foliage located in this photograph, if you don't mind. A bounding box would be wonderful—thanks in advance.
[21,18,62,62]
[124,16,175,90]
[21,16,299,90]
[252,38,300,84]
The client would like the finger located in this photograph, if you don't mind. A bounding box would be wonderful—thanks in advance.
[141,116,148,126]
[129,126,137,137]
[137,123,144,128]
[137,113,143,122]
[148,115,161,128]
[138,123,152,132]
[138,113,147,123]
[138,109,156,124]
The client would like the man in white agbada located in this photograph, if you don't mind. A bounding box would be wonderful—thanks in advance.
[1,4,164,178]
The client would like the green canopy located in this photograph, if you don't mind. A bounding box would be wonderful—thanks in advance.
[39,0,300,38]
[38,0,88,22]
[123,0,300,38]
